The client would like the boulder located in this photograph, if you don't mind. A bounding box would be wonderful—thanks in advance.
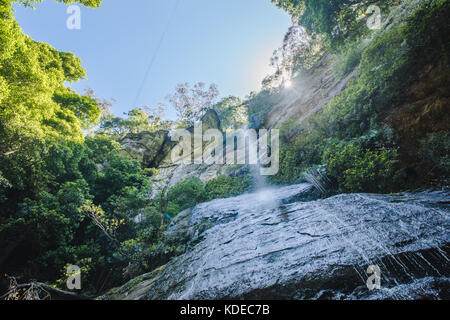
[120,130,174,169]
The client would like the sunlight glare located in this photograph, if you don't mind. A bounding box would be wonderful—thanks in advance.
[284,80,293,88]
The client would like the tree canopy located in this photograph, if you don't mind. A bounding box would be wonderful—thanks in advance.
[166,82,219,125]
[1,0,102,157]
[271,0,397,49]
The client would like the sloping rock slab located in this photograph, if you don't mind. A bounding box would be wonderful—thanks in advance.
[107,186,449,300]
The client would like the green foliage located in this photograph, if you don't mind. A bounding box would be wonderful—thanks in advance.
[84,134,121,164]
[323,141,399,193]
[19,0,103,8]
[167,177,206,213]
[333,41,364,77]
[205,175,253,200]
[0,0,101,147]
[419,131,450,176]
[271,0,396,50]
[270,128,323,185]
[52,89,101,129]
[94,152,151,204]
[271,0,449,191]
[0,170,11,203]
[401,0,450,66]
[278,119,302,144]
[163,174,254,218]
[0,135,152,294]
[212,96,248,131]
[316,0,449,141]
[99,108,172,139]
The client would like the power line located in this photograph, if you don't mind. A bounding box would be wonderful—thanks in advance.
[133,0,181,109]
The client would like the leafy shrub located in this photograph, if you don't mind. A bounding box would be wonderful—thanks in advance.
[0,170,11,203]
[271,129,324,185]
[212,96,247,130]
[167,177,206,212]
[94,153,151,204]
[334,41,364,77]
[419,131,450,176]
[323,141,399,193]
[279,120,302,144]
[271,145,303,185]
[205,175,253,200]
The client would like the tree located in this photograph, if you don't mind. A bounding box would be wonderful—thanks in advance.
[212,96,247,130]
[0,0,155,295]
[262,23,322,89]
[0,0,103,162]
[19,0,102,8]
[166,82,219,124]
[0,134,153,294]
[167,177,206,213]
[271,0,396,49]
[99,107,172,139]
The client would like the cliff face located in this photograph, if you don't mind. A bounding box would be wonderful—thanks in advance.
[105,185,449,300]
[147,110,228,198]
[388,59,450,182]
[265,54,358,129]
[264,0,449,136]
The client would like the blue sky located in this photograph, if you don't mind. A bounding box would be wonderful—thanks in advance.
[13,0,291,119]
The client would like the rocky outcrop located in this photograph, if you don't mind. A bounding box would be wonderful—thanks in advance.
[117,109,231,198]
[120,130,174,169]
[106,185,449,300]
[149,109,230,198]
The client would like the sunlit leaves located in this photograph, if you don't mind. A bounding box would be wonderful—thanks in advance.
[212,96,247,131]
[18,0,102,9]
[0,0,101,149]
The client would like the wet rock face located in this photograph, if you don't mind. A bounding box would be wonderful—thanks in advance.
[109,185,449,300]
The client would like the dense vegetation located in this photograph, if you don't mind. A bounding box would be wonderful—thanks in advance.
[0,0,174,294]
